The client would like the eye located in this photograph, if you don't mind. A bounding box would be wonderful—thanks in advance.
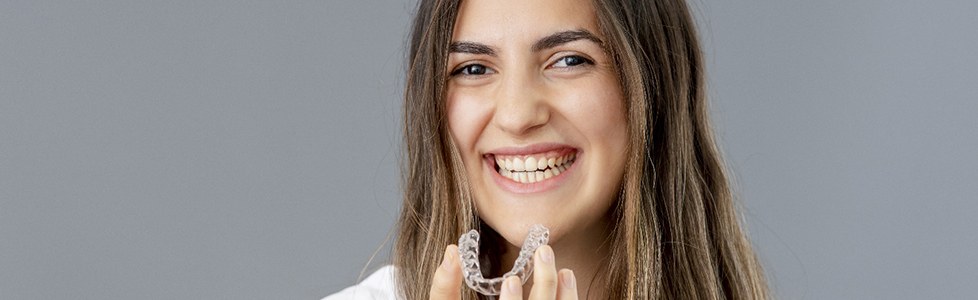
[551,55,593,68]
[451,64,495,76]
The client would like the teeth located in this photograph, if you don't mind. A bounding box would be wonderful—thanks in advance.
[525,157,537,172]
[494,151,577,184]
[497,154,574,172]
[513,158,525,172]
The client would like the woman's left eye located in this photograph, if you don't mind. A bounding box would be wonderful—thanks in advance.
[551,55,593,68]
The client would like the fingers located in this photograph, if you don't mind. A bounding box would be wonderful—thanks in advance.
[499,275,523,300]
[429,245,462,300]
[556,269,578,300]
[528,245,558,299]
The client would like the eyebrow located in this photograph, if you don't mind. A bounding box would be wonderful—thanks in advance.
[448,29,603,56]
[449,42,496,56]
[531,29,603,52]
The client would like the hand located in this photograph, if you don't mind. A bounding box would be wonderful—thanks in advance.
[429,244,579,300]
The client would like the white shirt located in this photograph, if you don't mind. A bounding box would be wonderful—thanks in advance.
[323,265,398,300]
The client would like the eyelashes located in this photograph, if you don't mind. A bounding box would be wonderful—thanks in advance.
[449,54,595,78]
[451,63,494,76]
[551,55,592,68]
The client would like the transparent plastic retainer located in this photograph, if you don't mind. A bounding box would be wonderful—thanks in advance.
[457,224,550,296]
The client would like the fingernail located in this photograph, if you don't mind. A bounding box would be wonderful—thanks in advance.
[504,276,520,294]
[539,245,554,264]
[560,270,576,289]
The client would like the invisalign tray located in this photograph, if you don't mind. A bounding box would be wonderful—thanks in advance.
[457,224,550,296]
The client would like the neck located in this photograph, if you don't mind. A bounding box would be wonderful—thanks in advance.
[497,218,612,299]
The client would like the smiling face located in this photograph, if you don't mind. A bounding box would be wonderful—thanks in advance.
[446,0,628,248]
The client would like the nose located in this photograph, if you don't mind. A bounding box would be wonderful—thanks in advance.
[491,70,550,136]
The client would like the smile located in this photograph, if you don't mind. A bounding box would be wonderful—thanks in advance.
[493,151,577,184]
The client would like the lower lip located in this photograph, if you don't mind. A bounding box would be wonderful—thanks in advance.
[485,153,579,194]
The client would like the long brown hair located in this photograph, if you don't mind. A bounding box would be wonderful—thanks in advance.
[393,0,769,298]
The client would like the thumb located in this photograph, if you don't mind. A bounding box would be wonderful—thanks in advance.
[429,245,462,300]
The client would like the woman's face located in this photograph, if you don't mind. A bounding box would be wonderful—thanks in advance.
[446,0,628,246]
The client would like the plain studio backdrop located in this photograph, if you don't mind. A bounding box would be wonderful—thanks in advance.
[1,1,976,299]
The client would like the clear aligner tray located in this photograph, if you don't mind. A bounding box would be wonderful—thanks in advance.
[457,224,550,296]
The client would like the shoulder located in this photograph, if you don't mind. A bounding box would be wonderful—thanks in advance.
[322,265,399,300]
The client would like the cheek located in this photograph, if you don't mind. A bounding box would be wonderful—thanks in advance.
[446,90,493,160]
[560,79,628,150]
[597,95,629,151]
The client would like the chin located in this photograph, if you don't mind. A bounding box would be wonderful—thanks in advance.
[477,209,570,248]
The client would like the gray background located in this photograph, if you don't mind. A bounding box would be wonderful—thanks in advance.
[1,1,975,299]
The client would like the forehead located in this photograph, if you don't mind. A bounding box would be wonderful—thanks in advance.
[452,0,599,45]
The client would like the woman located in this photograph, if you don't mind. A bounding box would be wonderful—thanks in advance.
[329,0,769,298]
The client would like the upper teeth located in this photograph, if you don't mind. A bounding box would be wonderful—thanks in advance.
[494,152,576,183]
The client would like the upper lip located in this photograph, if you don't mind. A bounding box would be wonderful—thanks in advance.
[485,143,578,156]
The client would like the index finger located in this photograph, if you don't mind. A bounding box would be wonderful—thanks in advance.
[529,245,558,299]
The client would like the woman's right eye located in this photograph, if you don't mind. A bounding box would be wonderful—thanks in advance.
[451,64,494,76]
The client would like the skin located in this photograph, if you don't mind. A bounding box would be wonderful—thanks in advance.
[431,0,628,298]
